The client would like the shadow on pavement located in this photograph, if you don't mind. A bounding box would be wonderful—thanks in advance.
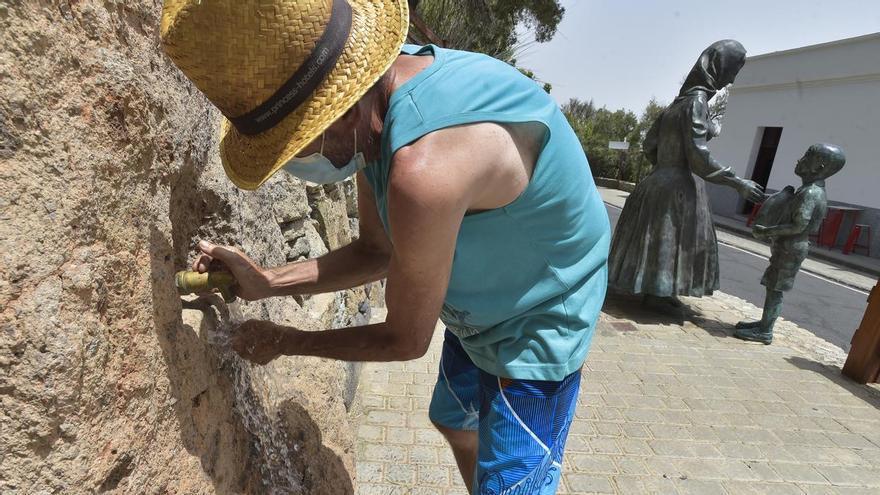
[786,355,880,411]
[602,294,734,339]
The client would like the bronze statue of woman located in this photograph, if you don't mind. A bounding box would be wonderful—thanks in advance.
[607,40,764,315]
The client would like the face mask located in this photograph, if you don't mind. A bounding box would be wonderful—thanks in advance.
[282,129,367,185]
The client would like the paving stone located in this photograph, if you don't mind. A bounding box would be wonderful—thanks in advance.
[758,444,799,463]
[621,423,652,439]
[828,487,880,495]
[612,475,680,495]
[362,443,407,463]
[826,446,875,466]
[566,453,617,474]
[594,421,623,437]
[356,461,384,482]
[404,360,428,373]
[674,478,728,495]
[412,396,432,411]
[618,438,653,456]
[385,427,414,445]
[722,481,805,494]
[386,396,413,411]
[770,462,829,484]
[648,424,693,440]
[623,408,663,423]
[384,463,416,485]
[565,434,592,453]
[589,437,622,455]
[356,483,409,495]
[743,461,783,482]
[414,428,446,446]
[361,393,385,410]
[367,410,407,427]
[612,456,650,476]
[812,465,880,487]
[408,413,435,429]
[798,484,840,495]
[565,474,615,494]
[417,464,449,486]
[825,431,879,450]
[358,424,385,442]
[784,445,843,464]
[388,371,414,384]
[406,383,432,397]
[408,444,438,464]
[370,381,405,396]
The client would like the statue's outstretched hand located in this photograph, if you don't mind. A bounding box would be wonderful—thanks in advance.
[752,224,771,240]
[737,179,766,204]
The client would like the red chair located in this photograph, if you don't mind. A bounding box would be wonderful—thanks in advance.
[843,224,871,256]
[745,202,763,227]
[818,209,846,248]
[809,222,823,243]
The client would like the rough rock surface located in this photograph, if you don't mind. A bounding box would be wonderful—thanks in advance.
[0,2,380,493]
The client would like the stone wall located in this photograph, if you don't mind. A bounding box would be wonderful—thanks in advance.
[0,1,380,493]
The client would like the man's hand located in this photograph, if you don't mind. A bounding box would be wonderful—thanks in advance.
[192,240,274,301]
[231,319,288,365]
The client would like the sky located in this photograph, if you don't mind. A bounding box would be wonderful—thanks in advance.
[515,0,880,115]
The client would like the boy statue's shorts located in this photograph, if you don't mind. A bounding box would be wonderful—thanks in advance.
[428,330,581,495]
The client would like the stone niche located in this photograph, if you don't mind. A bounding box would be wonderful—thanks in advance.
[0,2,382,493]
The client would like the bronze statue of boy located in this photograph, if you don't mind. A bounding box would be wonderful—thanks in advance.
[735,143,846,344]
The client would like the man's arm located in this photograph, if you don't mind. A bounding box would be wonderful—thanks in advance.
[194,172,392,300]
[264,172,393,296]
[268,146,466,362]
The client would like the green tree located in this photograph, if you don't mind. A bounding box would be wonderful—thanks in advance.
[562,98,639,180]
[414,0,565,62]
[708,87,729,128]
[515,65,552,93]
[628,97,667,182]
[413,1,563,93]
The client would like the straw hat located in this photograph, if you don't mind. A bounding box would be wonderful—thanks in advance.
[160,0,409,190]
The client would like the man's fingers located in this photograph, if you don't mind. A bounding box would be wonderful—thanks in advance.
[202,242,242,267]
[198,240,216,256]
[192,254,213,273]
[208,258,227,273]
[197,240,249,273]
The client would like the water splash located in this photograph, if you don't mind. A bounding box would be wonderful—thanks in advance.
[183,295,303,493]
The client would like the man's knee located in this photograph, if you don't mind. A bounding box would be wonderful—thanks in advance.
[431,419,458,437]
[432,420,475,445]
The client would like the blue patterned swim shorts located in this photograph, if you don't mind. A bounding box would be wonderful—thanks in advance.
[428,330,582,494]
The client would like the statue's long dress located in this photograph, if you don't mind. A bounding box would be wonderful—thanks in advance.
[608,91,726,297]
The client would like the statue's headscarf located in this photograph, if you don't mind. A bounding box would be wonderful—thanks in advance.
[677,40,747,100]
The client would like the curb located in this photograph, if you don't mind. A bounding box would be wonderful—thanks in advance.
[713,219,880,281]
[603,199,876,293]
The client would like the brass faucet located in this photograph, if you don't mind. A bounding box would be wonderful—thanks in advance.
[175,271,237,303]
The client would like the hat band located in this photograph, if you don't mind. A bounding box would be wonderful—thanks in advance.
[229,0,353,136]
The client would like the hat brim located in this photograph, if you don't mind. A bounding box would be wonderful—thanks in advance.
[218,0,409,190]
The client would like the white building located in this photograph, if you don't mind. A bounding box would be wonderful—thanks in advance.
[708,32,880,258]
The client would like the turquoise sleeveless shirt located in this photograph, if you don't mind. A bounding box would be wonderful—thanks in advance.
[364,44,610,381]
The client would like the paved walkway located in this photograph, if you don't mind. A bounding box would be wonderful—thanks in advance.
[354,292,880,494]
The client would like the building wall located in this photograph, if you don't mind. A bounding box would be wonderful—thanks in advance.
[708,34,880,257]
